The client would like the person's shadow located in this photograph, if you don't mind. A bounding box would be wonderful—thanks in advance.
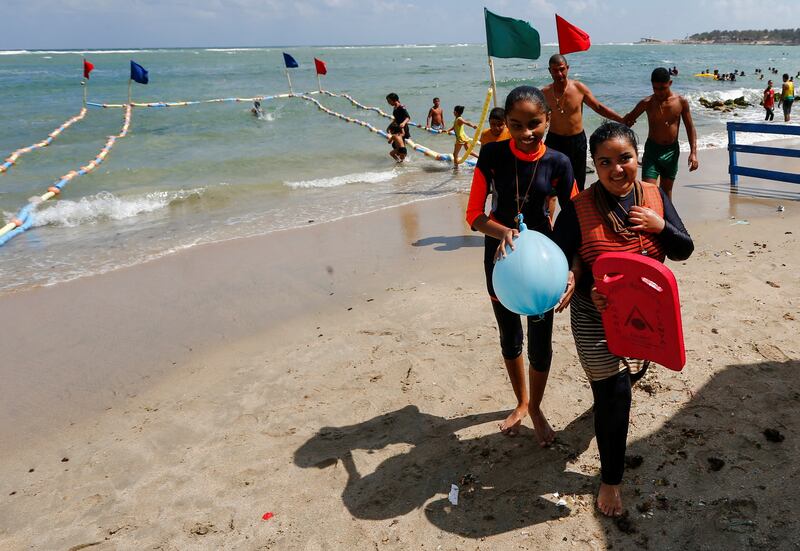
[295,359,800,546]
[294,405,597,534]
[411,235,484,251]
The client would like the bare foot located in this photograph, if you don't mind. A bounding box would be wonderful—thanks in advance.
[499,405,527,436]
[597,483,624,517]
[528,406,555,447]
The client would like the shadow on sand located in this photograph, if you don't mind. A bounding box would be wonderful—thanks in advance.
[411,235,484,251]
[295,360,799,548]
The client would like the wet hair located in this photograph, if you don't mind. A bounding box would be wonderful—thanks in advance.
[548,53,568,67]
[589,121,639,158]
[488,107,505,121]
[651,67,671,83]
[783,73,789,81]
[387,122,401,134]
[504,85,550,115]
[254,101,261,108]
[433,97,440,102]
[454,105,465,116]
[386,92,399,102]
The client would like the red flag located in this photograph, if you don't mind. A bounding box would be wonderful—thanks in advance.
[555,14,591,55]
[83,58,94,79]
[314,58,327,75]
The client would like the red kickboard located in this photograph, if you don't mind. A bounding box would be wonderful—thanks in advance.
[592,252,686,371]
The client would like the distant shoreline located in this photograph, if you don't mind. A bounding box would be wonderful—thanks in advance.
[637,39,799,46]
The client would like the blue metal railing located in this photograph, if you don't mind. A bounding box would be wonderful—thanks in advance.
[727,122,800,190]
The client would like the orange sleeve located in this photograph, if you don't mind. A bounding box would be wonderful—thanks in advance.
[569,180,579,199]
[465,168,489,230]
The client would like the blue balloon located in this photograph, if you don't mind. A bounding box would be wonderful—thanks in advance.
[492,218,568,316]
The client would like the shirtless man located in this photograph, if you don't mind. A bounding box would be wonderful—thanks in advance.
[542,54,624,193]
[623,67,698,199]
[426,97,445,131]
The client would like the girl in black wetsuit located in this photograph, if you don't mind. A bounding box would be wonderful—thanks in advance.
[554,122,694,516]
[465,86,578,445]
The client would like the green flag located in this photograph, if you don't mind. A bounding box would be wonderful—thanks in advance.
[484,8,541,60]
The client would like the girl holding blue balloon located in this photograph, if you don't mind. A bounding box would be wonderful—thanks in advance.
[553,121,693,517]
[465,86,579,445]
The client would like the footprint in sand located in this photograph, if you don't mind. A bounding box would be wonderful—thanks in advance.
[753,343,790,362]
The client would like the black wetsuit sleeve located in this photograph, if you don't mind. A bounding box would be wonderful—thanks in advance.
[657,188,694,261]
[552,199,581,262]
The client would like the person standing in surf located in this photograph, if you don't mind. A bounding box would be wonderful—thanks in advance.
[623,68,698,199]
[542,54,626,193]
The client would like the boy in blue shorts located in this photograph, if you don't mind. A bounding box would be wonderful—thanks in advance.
[623,67,698,199]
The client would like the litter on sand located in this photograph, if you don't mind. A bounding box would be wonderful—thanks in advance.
[448,484,459,506]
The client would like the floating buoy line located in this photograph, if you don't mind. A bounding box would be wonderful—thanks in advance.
[1,89,488,246]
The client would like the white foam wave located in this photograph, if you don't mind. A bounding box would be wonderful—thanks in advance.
[205,48,259,52]
[284,170,397,189]
[0,49,161,55]
[686,87,762,103]
[29,189,204,228]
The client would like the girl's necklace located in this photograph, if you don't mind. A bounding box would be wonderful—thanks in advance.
[514,156,541,226]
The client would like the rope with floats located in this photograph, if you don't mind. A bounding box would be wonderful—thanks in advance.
[0,104,132,245]
[0,108,88,174]
[0,89,480,246]
[456,87,492,164]
[85,92,316,109]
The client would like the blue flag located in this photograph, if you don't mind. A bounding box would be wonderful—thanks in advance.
[130,60,149,84]
[283,53,299,69]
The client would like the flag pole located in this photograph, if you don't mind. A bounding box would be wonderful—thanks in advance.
[488,57,498,107]
[317,73,322,92]
[285,69,294,94]
[127,78,132,105]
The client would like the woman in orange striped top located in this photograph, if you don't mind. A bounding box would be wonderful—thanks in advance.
[554,121,693,517]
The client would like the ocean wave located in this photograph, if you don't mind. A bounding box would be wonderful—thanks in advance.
[284,170,397,189]
[0,50,30,55]
[205,48,262,52]
[685,87,763,103]
[28,188,205,228]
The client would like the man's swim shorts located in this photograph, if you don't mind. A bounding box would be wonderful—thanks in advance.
[642,139,680,180]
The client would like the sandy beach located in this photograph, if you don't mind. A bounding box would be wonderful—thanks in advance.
[1,145,798,550]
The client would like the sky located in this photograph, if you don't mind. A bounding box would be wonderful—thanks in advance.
[1,0,798,49]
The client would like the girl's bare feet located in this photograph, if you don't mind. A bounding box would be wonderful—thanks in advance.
[597,483,623,517]
[528,406,555,447]
[499,405,527,436]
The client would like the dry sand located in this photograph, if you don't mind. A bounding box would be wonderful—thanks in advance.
[0,146,798,550]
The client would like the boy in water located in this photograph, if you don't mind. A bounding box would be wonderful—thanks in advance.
[386,93,411,139]
[426,97,445,131]
[479,107,511,145]
[623,67,698,199]
[387,123,407,163]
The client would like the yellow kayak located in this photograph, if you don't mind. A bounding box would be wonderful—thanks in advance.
[695,73,716,78]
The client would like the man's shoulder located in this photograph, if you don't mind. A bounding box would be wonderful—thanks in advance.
[572,79,590,93]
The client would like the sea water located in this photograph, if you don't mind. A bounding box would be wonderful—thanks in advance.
[0,44,797,292]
